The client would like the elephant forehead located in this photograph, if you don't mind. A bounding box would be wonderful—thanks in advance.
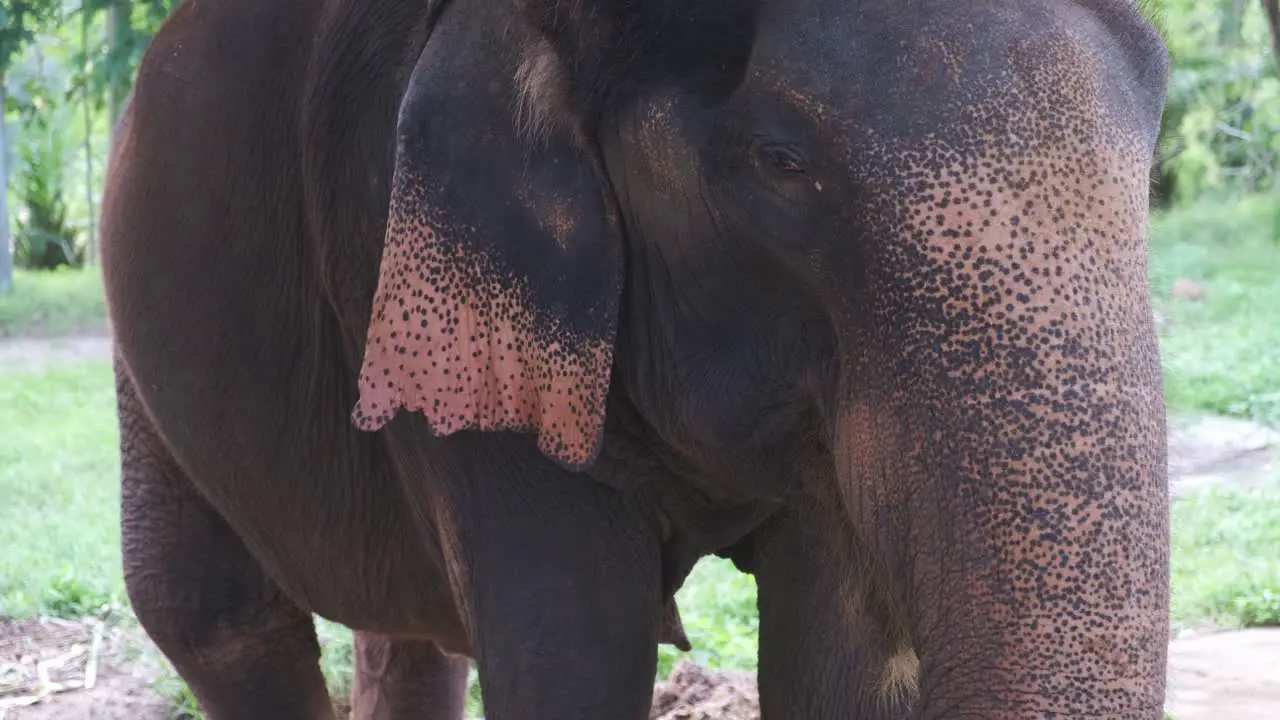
[745,0,1159,152]
[822,9,1156,340]
[828,56,1162,456]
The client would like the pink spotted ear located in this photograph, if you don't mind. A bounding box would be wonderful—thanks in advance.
[351,208,615,468]
[350,2,622,469]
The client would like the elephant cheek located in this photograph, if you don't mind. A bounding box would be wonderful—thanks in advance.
[350,197,613,470]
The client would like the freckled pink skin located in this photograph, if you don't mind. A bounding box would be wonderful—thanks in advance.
[352,215,613,468]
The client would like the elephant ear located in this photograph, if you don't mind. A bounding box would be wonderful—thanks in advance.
[351,4,623,471]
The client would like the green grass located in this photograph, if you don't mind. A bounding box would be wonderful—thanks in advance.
[1171,482,1280,627]
[0,359,123,617]
[1149,194,1280,428]
[1149,194,1280,628]
[0,267,107,338]
[0,194,1278,714]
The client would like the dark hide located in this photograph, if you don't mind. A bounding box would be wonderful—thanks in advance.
[100,0,1171,717]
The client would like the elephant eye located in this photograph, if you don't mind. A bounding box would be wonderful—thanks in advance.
[755,142,808,176]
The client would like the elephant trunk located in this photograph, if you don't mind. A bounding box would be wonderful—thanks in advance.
[839,364,1168,716]
[835,274,1169,716]
[829,81,1169,716]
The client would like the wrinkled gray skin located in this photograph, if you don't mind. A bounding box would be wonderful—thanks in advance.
[99,0,1171,717]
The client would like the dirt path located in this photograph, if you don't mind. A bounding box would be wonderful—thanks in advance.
[1166,628,1280,720]
[8,622,1280,720]
[0,617,169,720]
[2,333,1278,719]
[0,333,112,370]
[1169,414,1280,497]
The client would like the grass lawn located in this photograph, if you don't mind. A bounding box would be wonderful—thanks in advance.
[1148,195,1280,627]
[0,194,1277,714]
[0,359,122,617]
[0,267,108,338]
[1149,194,1280,428]
[1171,483,1280,626]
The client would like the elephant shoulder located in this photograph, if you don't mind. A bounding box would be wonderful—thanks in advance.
[135,0,318,107]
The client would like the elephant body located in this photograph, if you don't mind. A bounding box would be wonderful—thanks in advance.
[100,0,1172,717]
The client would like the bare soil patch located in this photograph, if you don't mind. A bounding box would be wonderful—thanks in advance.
[9,622,1280,720]
[650,662,759,720]
[1165,628,1280,720]
[1168,413,1279,496]
[0,616,167,720]
[0,333,112,371]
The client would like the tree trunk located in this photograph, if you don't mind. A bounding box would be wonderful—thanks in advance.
[1221,0,1248,46]
[82,5,97,266]
[1264,0,1280,77]
[0,79,12,294]
[107,0,133,132]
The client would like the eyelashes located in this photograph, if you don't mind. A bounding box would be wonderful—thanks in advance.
[754,142,809,176]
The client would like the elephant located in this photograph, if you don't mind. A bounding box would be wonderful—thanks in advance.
[98,0,1172,717]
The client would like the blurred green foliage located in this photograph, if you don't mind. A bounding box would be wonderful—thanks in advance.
[13,100,80,269]
[1155,0,1280,203]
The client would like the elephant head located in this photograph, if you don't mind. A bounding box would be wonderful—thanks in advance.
[353,0,1171,715]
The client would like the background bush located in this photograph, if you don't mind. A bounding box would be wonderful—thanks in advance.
[1155,0,1280,204]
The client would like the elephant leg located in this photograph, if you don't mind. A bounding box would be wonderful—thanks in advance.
[419,435,663,720]
[117,366,333,720]
[349,632,470,720]
[752,492,914,719]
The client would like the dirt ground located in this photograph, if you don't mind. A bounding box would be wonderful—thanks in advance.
[1166,627,1280,720]
[0,334,112,370]
[2,333,1279,719]
[651,662,760,720]
[0,616,761,720]
[7,623,1280,719]
[0,616,169,720]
